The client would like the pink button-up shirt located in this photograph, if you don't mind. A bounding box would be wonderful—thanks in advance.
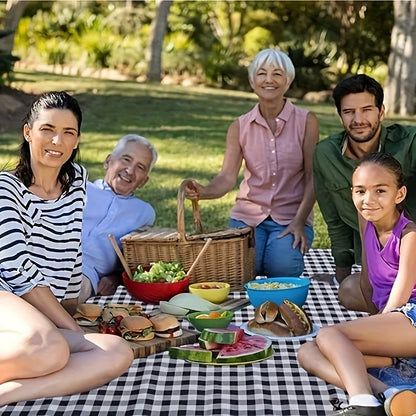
[230,100,313,228]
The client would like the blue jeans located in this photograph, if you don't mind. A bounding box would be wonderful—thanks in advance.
[368,301,416,387]
[368,358,416,386]
[230,217,314,277]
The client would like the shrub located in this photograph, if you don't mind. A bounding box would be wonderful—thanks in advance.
[0,30,19,86]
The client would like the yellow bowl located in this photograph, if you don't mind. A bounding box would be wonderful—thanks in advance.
[188,282,230,304]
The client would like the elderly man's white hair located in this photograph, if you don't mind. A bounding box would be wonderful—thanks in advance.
[248,48,295,91]
[111,134,158,172]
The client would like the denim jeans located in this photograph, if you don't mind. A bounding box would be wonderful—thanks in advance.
[230,217,314,277]
[368,301,416,387]
[368,358,416,386]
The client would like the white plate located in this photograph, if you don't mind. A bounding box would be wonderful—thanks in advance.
[240,322,320,341]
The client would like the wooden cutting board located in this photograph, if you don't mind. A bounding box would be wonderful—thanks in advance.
[84,326,198,359]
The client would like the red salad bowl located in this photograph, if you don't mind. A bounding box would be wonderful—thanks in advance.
[122,272,190,304]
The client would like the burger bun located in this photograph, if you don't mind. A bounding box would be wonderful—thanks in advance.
[120,316,154,341]
[73,303,103,326]
[149,313,183,338]
[254,301,279,324]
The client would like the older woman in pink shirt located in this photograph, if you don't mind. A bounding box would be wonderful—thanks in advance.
[185,48,319,277]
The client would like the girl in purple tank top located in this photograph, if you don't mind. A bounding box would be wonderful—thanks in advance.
[298,153,416,415]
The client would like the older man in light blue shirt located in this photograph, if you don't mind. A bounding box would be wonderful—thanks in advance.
[80,134,157,301]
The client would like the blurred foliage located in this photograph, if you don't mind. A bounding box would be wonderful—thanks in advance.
[5,0,395,91]
[0,29,19,85]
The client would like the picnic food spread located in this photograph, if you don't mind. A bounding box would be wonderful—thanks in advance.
[74,303,183,341]
[169,326,274,365]
[247,300,313,337]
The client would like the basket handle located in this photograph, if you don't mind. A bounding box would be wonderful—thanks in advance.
[177,179,203,241]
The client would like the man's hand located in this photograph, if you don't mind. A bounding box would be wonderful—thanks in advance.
[96,274,122,296]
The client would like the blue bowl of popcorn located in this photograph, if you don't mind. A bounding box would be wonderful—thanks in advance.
[244,277,310,308]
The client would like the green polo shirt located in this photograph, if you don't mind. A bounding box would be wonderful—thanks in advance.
[313,124,416,268]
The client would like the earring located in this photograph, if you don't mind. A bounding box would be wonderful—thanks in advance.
[24,135,30,139]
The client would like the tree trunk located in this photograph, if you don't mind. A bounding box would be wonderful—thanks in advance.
[384,0,416,116]
[0,0,28,54]
[146,0,172,82]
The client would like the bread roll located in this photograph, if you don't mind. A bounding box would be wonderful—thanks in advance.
[247,318,292,337]
[254,301,279,324]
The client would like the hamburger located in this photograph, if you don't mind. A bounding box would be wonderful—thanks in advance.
[119,316,154,341]
[73,303,103,326]
[102,303,143,322]
[105,303,142,315]
[101,307,130,323]
[149,313,182,338]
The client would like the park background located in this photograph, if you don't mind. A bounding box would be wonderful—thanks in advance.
[1,0,416,249]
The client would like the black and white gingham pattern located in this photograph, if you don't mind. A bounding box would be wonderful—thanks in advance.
[0,250,366,416]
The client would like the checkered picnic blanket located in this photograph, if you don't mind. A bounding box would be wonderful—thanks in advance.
[0,249,365,416]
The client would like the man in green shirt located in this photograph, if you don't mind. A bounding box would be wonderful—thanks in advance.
[313,74,416,312]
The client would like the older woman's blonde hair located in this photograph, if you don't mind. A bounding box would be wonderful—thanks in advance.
[248,48,295,91]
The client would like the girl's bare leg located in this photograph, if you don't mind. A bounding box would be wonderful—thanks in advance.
[298,339,390,394]
[299,312,416,399]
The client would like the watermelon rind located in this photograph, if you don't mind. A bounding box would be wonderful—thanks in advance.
[198,337,222,350]
[169,345,215,363]
[199,327,244,344]
[216,344,274,364]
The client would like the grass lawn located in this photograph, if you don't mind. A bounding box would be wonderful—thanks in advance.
[3,69,416,248]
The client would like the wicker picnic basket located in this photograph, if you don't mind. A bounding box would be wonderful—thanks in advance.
[120,179,256,290]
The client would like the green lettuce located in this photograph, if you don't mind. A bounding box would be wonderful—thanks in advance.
[132,261,186,283]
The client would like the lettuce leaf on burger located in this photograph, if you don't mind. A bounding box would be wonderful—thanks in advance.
[120,316,154,341]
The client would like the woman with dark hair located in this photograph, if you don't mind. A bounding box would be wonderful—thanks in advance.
[0,92,133,406]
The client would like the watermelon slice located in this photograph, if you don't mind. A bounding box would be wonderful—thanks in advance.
[198,337,222,350]
[216,335,273,364]
[199,326,244,345]
[169,344,218,363]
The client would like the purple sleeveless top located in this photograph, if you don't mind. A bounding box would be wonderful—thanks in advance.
[365,211,416,310]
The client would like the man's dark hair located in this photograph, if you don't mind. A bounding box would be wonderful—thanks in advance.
[332,74,384,115]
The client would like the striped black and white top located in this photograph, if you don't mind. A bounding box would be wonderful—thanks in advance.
[0,164,87,300]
